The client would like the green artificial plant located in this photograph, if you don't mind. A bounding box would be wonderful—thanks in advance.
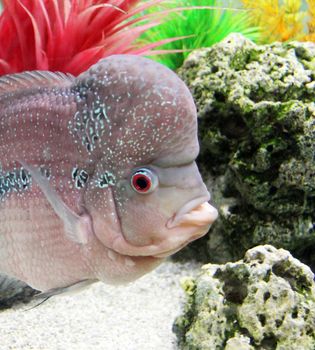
[139,0,260,70]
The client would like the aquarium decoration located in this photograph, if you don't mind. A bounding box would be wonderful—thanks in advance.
[241,0,315,43]
[1,1,314,76]
[174,245,315,350]
[0,0,263,74]
[0,0,185,75]
[138,0,260,70]
[177,32,315,269]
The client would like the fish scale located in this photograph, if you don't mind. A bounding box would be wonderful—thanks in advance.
[0,192,89,282]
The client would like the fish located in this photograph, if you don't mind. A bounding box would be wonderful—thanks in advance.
[0,54,218,295]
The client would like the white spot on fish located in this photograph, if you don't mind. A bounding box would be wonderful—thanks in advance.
[125,257,135,267]
[107,250,117,261]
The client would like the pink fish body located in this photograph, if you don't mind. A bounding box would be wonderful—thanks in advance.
[0,55,218,293]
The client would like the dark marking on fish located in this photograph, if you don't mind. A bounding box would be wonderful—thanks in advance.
[96,171,116,188]
[39,165,51,180]
[68,99,110,153]
[0,167,32,199]
[71,167,89,189]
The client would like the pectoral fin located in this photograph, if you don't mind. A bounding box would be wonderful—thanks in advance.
[21,162,93,244]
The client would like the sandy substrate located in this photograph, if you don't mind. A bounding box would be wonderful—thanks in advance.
[0,261,201,350]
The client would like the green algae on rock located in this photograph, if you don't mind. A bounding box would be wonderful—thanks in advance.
[173,245,315,350]
[176,33,315,267]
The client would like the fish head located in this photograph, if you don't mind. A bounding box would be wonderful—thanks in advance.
[75,55,218,260]
[112,162,217,259]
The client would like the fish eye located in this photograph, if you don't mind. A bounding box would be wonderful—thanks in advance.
[130,168,158,194]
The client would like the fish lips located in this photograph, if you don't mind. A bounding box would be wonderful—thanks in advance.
[152,197,218,258]
[166,195,218,229]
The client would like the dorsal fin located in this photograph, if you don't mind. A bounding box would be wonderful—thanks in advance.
[0,70,75,97]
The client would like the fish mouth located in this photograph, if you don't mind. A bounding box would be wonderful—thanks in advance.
[167,195,218,229]
[111,196,218,259]
[151,197,218,258]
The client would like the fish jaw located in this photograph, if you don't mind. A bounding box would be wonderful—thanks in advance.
[83,199,217,284]
[109,199,218,258]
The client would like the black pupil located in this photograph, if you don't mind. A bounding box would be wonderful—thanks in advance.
[136,176,149,190]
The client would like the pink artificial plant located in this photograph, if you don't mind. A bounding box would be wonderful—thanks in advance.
[0,0,180,75]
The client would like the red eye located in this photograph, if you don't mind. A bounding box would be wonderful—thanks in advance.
[132,173,151,192]
[131,169,158,194]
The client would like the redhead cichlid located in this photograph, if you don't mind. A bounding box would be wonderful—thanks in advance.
[0,55,218,295]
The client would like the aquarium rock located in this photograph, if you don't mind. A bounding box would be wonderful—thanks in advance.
[177,33,315,267]
[174,245,315,350]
